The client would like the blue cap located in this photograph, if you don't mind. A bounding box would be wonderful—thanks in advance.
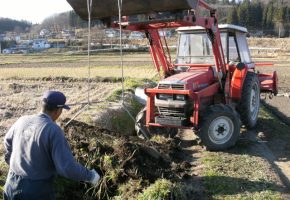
[42,91,70,110]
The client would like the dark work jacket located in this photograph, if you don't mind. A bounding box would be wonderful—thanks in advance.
[4,113,93,181]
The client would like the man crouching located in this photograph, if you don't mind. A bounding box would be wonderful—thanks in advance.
[3,91,100,200]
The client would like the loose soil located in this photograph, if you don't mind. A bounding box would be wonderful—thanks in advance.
[58,119,197,199]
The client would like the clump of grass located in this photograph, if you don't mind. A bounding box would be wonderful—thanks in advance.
[137,179,186,200]
[150,135,171,144]
[0,161,9,193]
[124,78,146,89]
[101,154,121,184]
[106,89,123,102]
[106,77,150,102]
[113,179,143,200]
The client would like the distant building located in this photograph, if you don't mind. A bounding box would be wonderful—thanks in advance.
[61,29,75,39]
[158,30,173,38]
[105,29,120,38]
[15,35,21,42]
[129,31,145,39]
[0,34,5,41]
[32,39,51,50]
[2,44,29,54]
[40,29,51,37]
[3,49,12,54]
[50,41,66,48]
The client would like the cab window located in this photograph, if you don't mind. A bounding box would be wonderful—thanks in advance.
[228,34,240,62]
[236,32,252,63]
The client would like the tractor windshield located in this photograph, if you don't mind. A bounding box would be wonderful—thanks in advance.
[176,32,226,64]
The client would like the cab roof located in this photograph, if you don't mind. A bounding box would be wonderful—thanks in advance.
[177,24,248,33]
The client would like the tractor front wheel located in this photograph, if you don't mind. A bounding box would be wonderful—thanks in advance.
[198,105,241,151]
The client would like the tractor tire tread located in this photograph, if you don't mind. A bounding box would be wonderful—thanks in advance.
[237,72,260,129]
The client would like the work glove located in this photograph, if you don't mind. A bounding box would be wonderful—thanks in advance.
[89,169,100,186]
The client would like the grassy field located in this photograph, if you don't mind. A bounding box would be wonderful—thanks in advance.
[0,52,289,199]
[202,152,281,200]
[0,54,157,79]
[0,53,152,65]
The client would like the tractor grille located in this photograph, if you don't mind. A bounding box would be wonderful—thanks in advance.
[158,107,185,117]
[155,116,188,126]
[158,84,185,90]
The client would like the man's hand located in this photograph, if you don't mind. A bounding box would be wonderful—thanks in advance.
[89,169,100,186]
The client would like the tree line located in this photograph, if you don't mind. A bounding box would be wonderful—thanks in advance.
[40,11,102,32]
[0,18,32,34]
[225,0,290,36]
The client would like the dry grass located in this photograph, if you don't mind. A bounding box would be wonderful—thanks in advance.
[0,53,152,65]
[248,38,290,51]
[0,53,157,79]
[0,66,156,79]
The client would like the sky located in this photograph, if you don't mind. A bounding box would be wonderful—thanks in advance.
[0,0,73,24]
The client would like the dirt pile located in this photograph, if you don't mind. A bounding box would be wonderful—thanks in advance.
[59,119,191,200]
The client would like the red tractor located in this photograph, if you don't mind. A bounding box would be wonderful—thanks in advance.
[67,0,278,150]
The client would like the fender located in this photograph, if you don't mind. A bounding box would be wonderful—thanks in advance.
[230,64,248,100]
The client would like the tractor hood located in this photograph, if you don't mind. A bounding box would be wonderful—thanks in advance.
[66,0,199,20]
[159,67,215,91]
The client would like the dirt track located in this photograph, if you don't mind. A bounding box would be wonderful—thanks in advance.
[239,56,290,197]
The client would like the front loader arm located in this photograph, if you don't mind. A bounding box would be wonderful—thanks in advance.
[146,29,173,77]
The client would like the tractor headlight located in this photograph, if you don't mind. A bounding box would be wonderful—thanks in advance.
[175,94,185,101]
[158,94,172,100]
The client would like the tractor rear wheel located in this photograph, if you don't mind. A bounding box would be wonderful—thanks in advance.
[135,107,178,139]
[237,72,260,128]
[198,105,241,151]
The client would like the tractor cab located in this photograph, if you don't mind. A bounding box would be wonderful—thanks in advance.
[175,24,253,69]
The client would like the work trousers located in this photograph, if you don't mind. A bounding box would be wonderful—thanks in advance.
[3,171,55,200]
